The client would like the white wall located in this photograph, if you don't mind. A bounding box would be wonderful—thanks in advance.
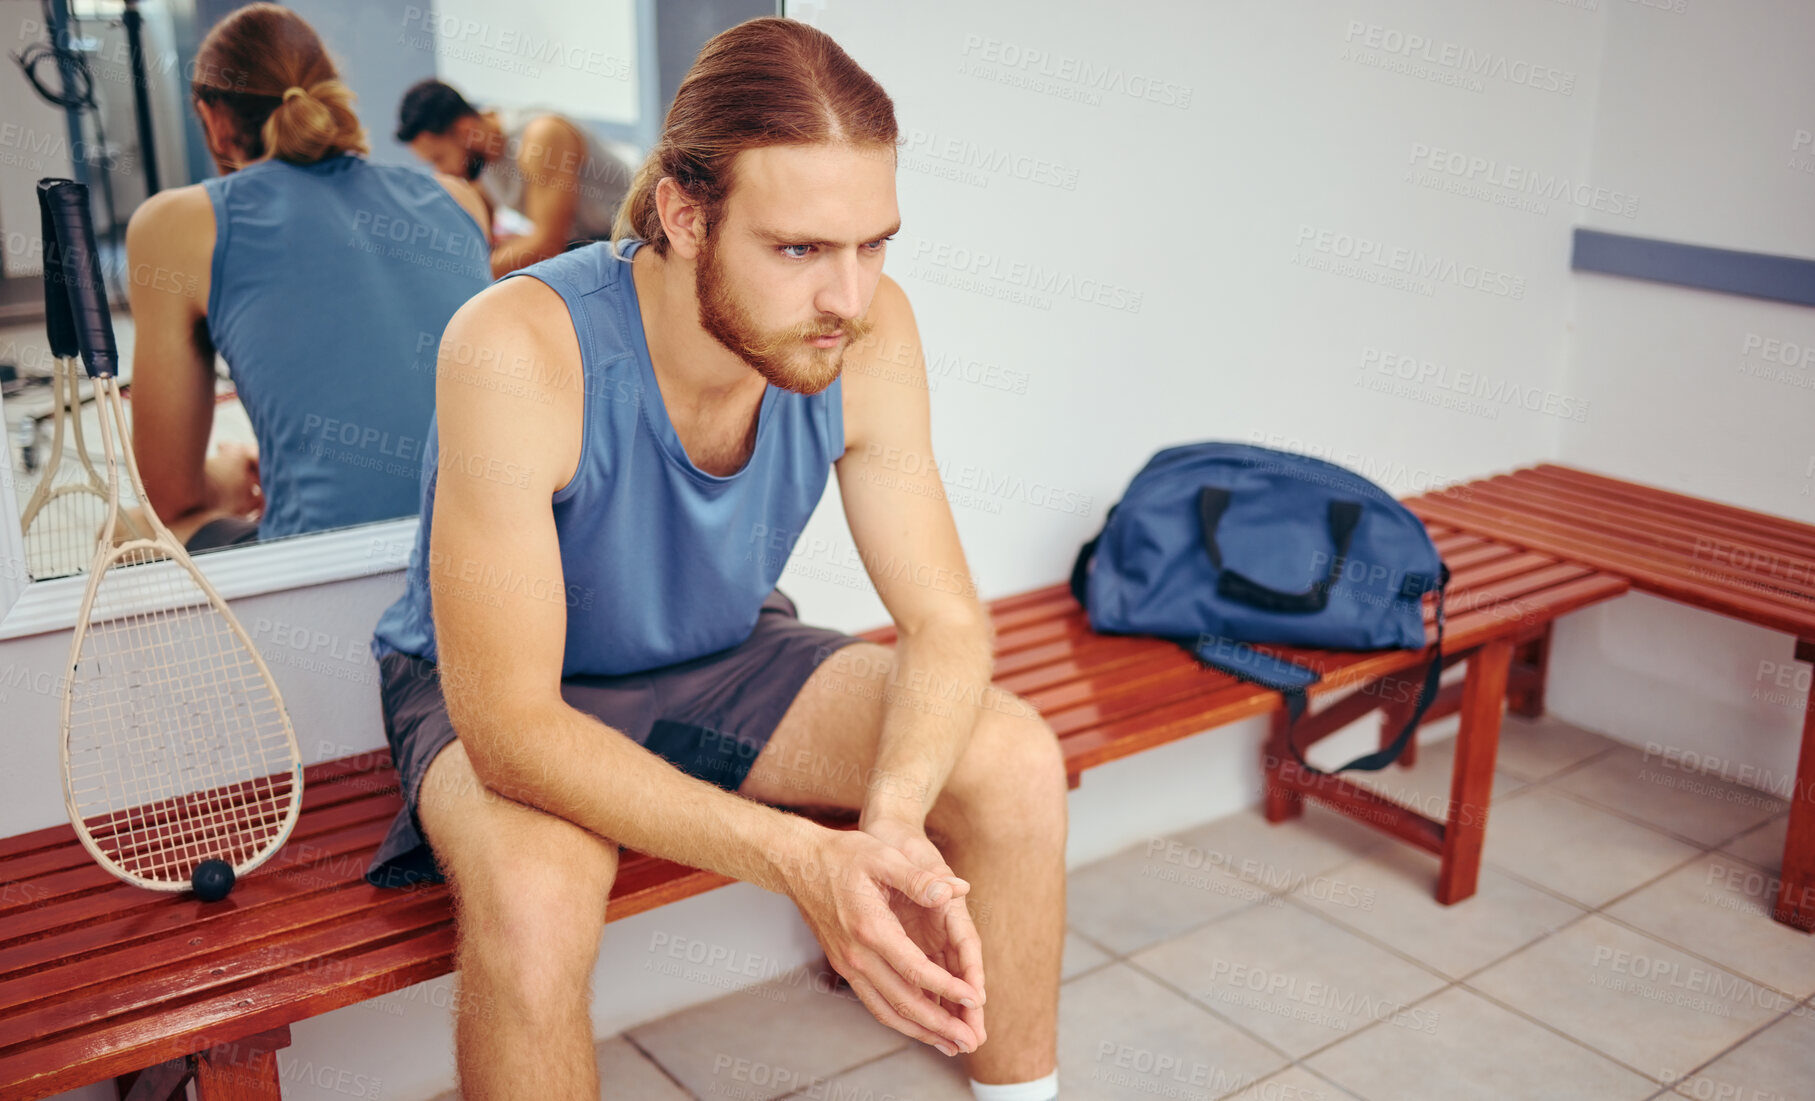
[14,0,1811,1097]
[1546,0,1815,781]
[0,0,189,271]
[0,0,86,278]
[781,0,1603,632]
[430,0,640,127]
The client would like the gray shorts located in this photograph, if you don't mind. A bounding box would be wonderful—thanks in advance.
[364,588,865,888]
[185,515,261,552]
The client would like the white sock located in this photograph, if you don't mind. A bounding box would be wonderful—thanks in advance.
[970,1072,1057,1101]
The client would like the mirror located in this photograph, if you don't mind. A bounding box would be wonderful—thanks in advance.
[0,0,772,607]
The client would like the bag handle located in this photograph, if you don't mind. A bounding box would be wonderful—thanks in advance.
[1191,562,1449,776]
[1199,487,1362,614]
[1298,562,1449,774]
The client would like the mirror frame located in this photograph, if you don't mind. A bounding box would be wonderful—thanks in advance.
[0,402,418,639]
[0,0,776,639]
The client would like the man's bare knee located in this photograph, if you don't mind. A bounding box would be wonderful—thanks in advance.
[419,742,621,1018]
[929,702,1069,846]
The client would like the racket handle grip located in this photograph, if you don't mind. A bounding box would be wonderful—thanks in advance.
[39,178,119,380]
[35,179,80,360]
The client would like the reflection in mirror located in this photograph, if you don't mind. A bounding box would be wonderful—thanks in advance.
[3,0,767,589]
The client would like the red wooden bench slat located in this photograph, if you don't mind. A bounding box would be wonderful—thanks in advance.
[1058,571,1625,774]
[986,542,1531,682]
[0,880,385,1013]
[1040,654,1226,736]
[1525,465,1815,555]
[971,584,1072,617]
[0,810,400,955]
[0,795,400,929]
[1059,682,1281,773]
[1442,541,1524,570]
[1407,494,1815,638]
[1405,463,1815,935]
[1036,562,1615,742]
[0,893,455,1051]
[1462,479,1815,602]
[1491,471,1815,565]
[860,585,1078,647]
[990,614,1111,665]
[987,547,1558,701]
[0,764,397,888]
[0,922,459,1101]
[996,633,1175,686]
[0,883,433,1029]
[1437,573,1630,647]
[1418,491,1814,622]
[0,755,394,869]
[1012,657,1196,718]
[1432,530,1486,554]
[0,802,398,944]
[0,826,875,1050]
[1482,472,1815,566]
[982,590,1082,629]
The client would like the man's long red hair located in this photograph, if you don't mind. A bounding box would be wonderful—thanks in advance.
[610,17,897,257]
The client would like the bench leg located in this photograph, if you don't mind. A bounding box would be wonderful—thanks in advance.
[116,1058,191,1101]
[1263,709,1305,823]
[1773,639,1815,933]
[192,1026,291,1100]
[1436,638,1512,905]
[1507,623,1552,719]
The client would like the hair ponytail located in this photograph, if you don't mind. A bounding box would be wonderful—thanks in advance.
[193,3,368,167]
[608,155,669,260]
[263,80,367,164]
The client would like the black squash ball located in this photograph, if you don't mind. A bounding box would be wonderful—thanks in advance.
[191,859,236,902]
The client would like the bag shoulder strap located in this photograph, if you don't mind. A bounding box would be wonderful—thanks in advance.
[1191,562,1450,775]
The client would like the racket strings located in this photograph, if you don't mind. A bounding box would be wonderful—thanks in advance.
[23,482,109,580]
[20,357,110,580]
[66,544,297,883]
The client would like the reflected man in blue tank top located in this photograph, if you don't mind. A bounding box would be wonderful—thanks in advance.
[365,17,1067,1099]
[122,3,490,551]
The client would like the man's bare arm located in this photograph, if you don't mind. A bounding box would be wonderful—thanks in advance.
[432,172,492,248]
[430,276,817,888]
[835,275,997,830]
[432,274,985,1052]
[486,117,583,276]
[123,186,249,539]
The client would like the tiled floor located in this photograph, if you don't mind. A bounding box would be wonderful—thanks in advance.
[433,713,1812,1100]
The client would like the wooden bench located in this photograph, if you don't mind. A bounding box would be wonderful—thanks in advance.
[0,523,1627,1099]
[1404,462,1815,933]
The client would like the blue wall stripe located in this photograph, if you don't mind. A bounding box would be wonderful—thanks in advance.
[1572,229,1815,308]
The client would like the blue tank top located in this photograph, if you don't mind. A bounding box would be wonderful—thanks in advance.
[370,238,846,677]
[202,153,488,540]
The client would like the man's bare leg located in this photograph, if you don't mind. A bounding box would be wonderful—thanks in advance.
[740,643,1068,1084]
[416,739,623,1101]
[924,689,1067,1083]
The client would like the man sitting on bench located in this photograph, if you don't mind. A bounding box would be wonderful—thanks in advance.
[366,17,1066,1101]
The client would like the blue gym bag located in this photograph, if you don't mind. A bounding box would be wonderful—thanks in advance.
[1069,442,1449,774]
